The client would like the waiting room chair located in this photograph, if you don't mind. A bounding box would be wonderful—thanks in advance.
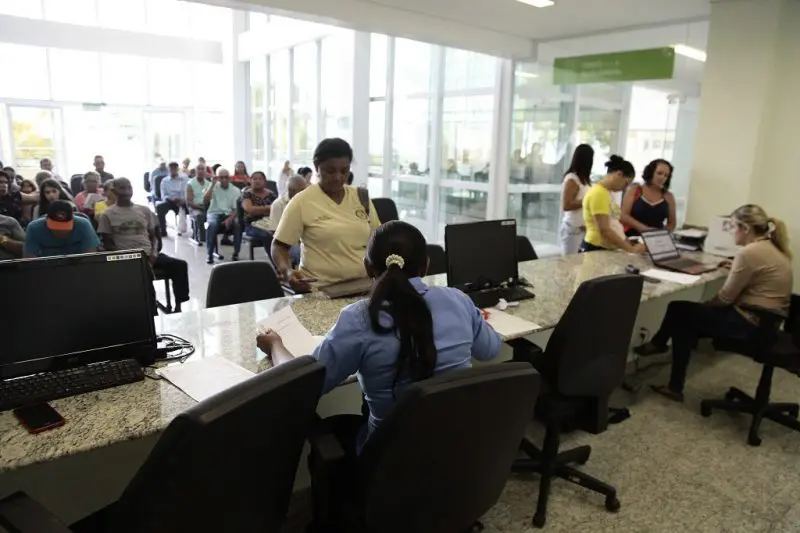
[266,179,279,197]
[206,261,284,309]
[70,174,84,196]
[512,274,643,528]
[143,172,150,193]
[151,175,166,206]
[152,234,175,314]
[426,244,447,276]
[702,295,800,446]
[372,197,399,223]
[516,235,538,262]
[307,363,540,533]
[0,356,327,533]
[236,197,257,260]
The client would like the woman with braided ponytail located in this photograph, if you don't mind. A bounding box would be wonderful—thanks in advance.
[636,204,793,402]
[258,220,502,453]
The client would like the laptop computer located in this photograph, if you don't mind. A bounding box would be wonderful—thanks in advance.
[704,215,741,258]
[445,219,535,308]
[641,229,717,275]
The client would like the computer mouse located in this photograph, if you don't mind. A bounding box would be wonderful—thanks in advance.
[625,264,640,275]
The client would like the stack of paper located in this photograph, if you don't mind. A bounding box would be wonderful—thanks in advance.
[157,358,255,402]
[486,309,541,339]
[641,268,701,285]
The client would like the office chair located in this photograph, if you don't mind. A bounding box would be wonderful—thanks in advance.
[701,295,800,446]
[206,261,284,309]
[69,174,84,196]
[516,235,538,262]
[426,243,447,275]
[512,274,643,528]
[236,197,257,260]
[372,197,399,223]
[0,356,326,533]
[308,363,540,533]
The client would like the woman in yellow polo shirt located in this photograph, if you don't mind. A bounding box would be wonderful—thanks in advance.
[272,138,380,292]
[580,155,646,254]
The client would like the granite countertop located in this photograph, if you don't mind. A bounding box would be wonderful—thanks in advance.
[0,251,727,472]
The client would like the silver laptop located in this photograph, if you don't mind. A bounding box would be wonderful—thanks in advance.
[641,229,717,275]
[704,216,741,258]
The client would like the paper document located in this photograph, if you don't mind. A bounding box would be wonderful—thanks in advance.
[157,357,255,402]
[486,309,540,339]
[674,228,707,239]
[641,268,701,285]
[260,306,322,357]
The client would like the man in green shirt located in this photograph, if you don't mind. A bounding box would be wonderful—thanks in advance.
[203,168,242,264]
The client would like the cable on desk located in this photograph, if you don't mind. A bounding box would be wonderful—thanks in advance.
[143,334,195,380]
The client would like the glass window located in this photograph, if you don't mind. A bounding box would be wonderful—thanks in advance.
[43,0,96,25]
[9,107,59,179]
[394,38,431,96]
[0,0,42,18]
[577,106,621,176]
[444,49,496,92]
[368,101,384,177]
[101,54,148,105]
[293,42,317,165]
[49,49,101,102]
[189,3,231,39]
[441,95,493,182]
[0,44,50,100]
[148,58,191,106]
[625,86,678,174]
[269,50,290,175]
[391,97,430,219]
[193,111,226,163]
[191,62,224,109]
[144,111,184,167]
[97,0,146,31]
[250,57,266,169]
[320,32,354,141]
[145,0,188,35]
[370,34,387,98]
[248,12,269,31]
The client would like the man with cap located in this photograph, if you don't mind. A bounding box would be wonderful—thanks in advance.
[23,200,99,257]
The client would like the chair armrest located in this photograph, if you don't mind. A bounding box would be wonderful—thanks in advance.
[0,492,72,533]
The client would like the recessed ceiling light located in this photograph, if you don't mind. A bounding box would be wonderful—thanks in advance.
[672,44,707,62]
[517,0,555,7]
[515,71,539,79]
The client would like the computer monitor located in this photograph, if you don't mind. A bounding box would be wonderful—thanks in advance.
[445,219,519,291]
[0,250,157,380]
[641,229,680,263]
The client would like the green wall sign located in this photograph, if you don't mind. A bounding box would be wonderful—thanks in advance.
[553,47,675,85]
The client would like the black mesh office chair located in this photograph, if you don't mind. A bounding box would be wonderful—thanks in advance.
[69,174,84,196]
[372,197,399,223]
[0,356,326,533]
[516,235,538,262]
[512,274,643,528]
[206,261,284,309]
[426,244,447,276]
[702,295,800,446]
[308,363,540,533]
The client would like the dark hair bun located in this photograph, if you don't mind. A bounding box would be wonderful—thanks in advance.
[605,155,624,169]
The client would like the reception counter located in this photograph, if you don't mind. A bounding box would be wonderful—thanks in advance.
[0,250,727,523]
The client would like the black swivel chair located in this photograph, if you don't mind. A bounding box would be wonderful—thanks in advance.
[702,295,800,446]
[206,261,284,309]
[512,274,643,528]
[308,363,540,533]
[426,244,447,275]
[0,356,326,533]
[70,174,84,196]
[372,197,399,223]
[516,235,538,262]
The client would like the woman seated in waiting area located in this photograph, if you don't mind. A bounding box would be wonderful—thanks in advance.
[33,178,75,219]
[271,138,380,292]
[580,155,646,254]
[241,171,276,255]
[73,171,104,216]
[639,204,793,402]
[257,220,502,454]
[621,158,676,236]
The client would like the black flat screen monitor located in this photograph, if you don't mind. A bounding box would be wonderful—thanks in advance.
[445,219,519,291]
[0,250,157,379]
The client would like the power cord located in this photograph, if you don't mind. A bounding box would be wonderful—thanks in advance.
[143,334,195,380]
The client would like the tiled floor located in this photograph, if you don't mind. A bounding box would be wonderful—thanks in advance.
[162,226,800,533]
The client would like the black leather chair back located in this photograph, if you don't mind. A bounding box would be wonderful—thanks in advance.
[206,261,284,308]
[69,175,84,196]
[153,174,166,202]
[143,171,151,193]
[266,180,279,197]
[426,244,447,276]
[358,364,540,533]
[545,274,643,396]
[372,198,399,223]
[516,235,538,262]
[108,356,325,533]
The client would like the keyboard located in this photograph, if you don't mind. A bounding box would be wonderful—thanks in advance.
[468,286,535,309]
[0,359,144,411]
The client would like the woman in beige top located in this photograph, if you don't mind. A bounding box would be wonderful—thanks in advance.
[636,204,792,402]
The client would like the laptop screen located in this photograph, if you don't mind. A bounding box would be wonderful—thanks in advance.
[445,219,518,290]
[641,229,680,262]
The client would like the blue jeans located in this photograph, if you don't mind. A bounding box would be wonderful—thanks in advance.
[206,213,242,258]
[579,240,608,253]
[245,226,272,257]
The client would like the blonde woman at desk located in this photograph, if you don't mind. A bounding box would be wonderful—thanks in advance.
[639,204,792,402]
[559,144,594,255]
[579,155,646,254]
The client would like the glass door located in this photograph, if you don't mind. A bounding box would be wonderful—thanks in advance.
[144,111,186,168]
[8,106,61,179]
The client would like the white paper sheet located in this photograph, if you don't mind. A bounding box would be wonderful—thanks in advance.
[486,309,541,339]
[674,228,707,239]
[259,306,322,357]
[641,268,701,285]
[156,357,255,402]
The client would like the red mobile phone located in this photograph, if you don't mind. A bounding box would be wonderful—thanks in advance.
[13,403,65,434]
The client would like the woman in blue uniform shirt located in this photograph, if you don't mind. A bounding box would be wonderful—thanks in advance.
[257,220,503,453]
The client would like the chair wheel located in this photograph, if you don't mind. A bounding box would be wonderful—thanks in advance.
[532,512,546,528]
[700,402,712,418]
[747,433,762,447]
[605,496,621,512]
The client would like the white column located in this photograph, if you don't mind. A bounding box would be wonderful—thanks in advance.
[488,58,513,220]
[351,31,371,187]
[427,45,445,240]
[228,10,249,165]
